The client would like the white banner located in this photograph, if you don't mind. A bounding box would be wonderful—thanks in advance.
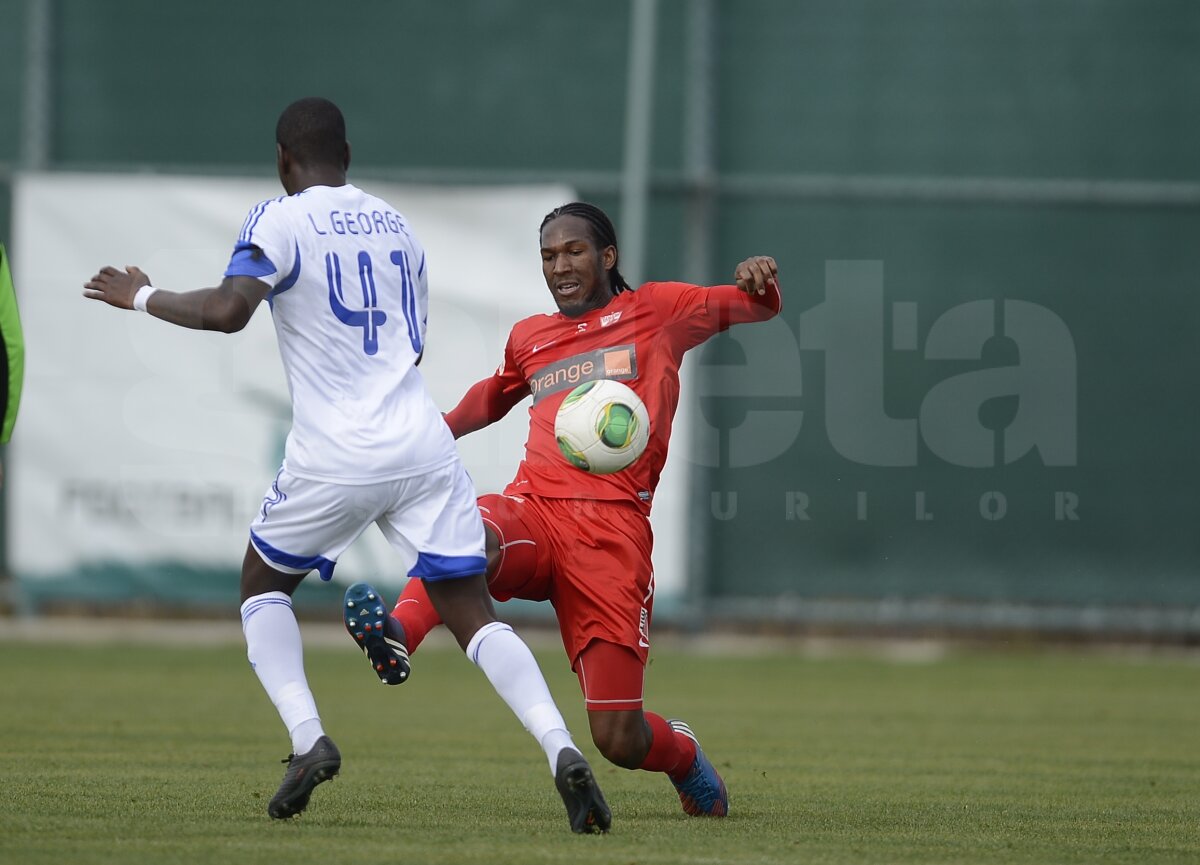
[10,173,688,601]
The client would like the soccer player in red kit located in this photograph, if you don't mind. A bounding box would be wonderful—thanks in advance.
[345,201,780,818]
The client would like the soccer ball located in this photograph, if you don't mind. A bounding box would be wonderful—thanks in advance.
[554,379,650,475]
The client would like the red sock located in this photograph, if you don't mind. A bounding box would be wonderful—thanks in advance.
[389,578,443,653]
[638,712,697,780]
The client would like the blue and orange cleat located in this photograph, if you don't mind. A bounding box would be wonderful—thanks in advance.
[667,719,729,817]
[343,582,411,685]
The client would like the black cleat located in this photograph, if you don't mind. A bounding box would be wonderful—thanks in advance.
[554,748,612,834]
[267,735,341,819]
[344,582,411,685]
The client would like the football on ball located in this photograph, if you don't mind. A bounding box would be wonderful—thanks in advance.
[554,379,650,474]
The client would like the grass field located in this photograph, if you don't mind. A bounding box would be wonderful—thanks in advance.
[1,628,1198,865]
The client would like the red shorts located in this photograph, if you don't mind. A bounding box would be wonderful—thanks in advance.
[478,493,655,701]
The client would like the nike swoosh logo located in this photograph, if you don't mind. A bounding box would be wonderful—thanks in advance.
[532,340,558,353]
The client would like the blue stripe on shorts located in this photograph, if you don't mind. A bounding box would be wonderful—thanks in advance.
[251,530,337,582]
[409,552,487,581]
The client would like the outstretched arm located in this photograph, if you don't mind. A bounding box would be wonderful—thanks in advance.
[83,265,271,333]
[702,255,782,323]
[442,331,531,438]
[443,375,528,439]
[718,254,783,320]
[646,256,782,351]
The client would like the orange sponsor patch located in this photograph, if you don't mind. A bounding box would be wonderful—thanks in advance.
[604,349,632,377]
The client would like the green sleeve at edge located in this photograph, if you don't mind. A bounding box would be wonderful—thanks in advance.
[0,242,26,444]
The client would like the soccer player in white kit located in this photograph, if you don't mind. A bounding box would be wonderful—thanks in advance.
[83,97,610,832]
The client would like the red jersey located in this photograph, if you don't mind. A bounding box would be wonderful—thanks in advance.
[444,280,782,513]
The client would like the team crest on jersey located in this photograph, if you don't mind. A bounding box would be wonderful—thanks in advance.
[600,310,622,328]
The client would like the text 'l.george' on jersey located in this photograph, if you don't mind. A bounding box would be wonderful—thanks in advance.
[224,184,458,484]
[444,278,782,513]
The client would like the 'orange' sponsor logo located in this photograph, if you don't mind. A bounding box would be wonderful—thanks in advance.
[604,349,632,377]
[528,343,638,403]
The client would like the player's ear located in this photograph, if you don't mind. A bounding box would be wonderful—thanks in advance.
[342,141,352,172]
[601,245,617,271]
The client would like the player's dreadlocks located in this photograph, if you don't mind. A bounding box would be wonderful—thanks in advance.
[540,202,633,295]
[276,97,347,168]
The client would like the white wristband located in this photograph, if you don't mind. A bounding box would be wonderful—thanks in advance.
[133,285,159,312]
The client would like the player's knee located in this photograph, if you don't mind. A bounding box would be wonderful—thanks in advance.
[239,546,303,602]
[589,717,650,769]
[592,729,645,769]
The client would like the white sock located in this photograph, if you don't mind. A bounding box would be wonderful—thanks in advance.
[466,621,576,774]
[240,591,325,754]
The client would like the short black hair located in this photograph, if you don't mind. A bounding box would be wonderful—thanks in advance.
[275,97,346,167]
[540,201,633,294]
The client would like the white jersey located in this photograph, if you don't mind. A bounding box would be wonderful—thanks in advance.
[225,183,457,484]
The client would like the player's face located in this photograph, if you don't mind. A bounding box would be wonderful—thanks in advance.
[540,215,616,318]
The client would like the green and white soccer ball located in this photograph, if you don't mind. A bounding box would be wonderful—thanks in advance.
[554,379,650,475]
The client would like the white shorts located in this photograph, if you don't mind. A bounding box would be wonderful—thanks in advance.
[248,461,486,583]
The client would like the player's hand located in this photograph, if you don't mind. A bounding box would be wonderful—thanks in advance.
[734,255,778,296]
[83,265,151,309]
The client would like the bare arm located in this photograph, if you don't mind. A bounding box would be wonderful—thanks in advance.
[83,265,271,333]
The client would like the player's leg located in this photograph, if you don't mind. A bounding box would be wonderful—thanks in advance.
[365,465,610,833]
[242,470,371,819]
[574,640,694,775]
[575,640,727,817]
[240,544,341,819]
[478,494,554,603]
[383,493,553,661]
[574,640,652,766]
[421,573,610,833]
[373,528,494,660]
[384,574,441,654]
[551,498,728,816]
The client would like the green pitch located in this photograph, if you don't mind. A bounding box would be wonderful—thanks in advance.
[0,633,1197,865]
